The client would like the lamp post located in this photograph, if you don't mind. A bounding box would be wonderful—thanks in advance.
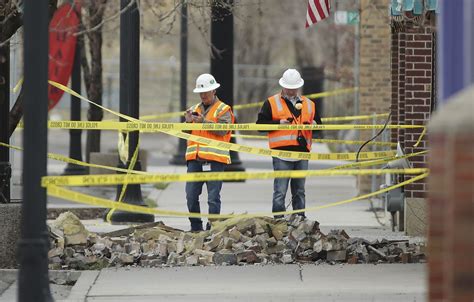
[18,0,52,301]
[210,0,245,173]
[109,0,154,223]
[63,26,86,175]
[169,1,188,165]
[301,66,324,139]
[0,0,11,203]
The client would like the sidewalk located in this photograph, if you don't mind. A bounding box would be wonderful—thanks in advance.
[79,264,427,302]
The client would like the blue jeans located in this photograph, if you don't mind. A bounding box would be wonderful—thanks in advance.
[272,157,308,218]
[186,160,225,231]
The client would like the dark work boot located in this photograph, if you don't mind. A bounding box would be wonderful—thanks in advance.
[190,221,203,232]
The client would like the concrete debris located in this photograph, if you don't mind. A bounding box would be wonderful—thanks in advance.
[50,212,90,246]
[213,250,238,265]
[326,250,347,262]
[47,212,426,269]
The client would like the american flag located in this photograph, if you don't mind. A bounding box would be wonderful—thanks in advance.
[305,0,331,28]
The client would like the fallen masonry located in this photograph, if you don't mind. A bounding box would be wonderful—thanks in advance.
[47,212,427,270]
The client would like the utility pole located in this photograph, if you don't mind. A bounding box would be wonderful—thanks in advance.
[210,0,245,173]
[0,0,11,203]
[169,1,188,165]
[109,0,154,223]
[63,4,86,175]
[18,0,53,301]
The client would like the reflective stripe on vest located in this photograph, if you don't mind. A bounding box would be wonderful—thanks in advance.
[268,134,299,144]
[214,102,229,118]
[273,93,283,112]
[303,96,313,116]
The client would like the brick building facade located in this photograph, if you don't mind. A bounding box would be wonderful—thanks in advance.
[390,3,437,235]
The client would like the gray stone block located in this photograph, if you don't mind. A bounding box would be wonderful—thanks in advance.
[90,150,148,175]
[405,198,427,237]
[0,203,22,268]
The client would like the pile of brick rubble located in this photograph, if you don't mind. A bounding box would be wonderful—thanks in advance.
[47,212,426,270]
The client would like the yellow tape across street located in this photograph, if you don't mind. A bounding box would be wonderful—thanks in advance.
[45,172,429,219]
[15,121,397,161]
[44,120,425,132]
[42,168,428,187]
[321,113,389,123]
[329,150,429,170]
[0,142,149,175]
[1,142,428,179]
[161,129,396,161]
[232,135,397,147]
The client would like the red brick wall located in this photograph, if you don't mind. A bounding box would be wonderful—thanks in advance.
[390,22,434,198]
[403,26,434,199]
[398,32,406,152]
[390,31,399,145]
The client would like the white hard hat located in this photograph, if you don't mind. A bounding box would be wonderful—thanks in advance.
[193,73,221,93]
[279,69,304,89]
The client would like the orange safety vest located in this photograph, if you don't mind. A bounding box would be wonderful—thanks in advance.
[185,99,234,164]
[267,94,316,151]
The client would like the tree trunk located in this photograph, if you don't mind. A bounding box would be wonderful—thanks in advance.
[82,0,107,163]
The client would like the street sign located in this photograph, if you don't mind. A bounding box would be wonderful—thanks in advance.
[335,10,359,25]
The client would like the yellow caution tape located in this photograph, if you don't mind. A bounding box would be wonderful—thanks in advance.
[48,81,141,123]
[44,120,425,132]
[329,150,429,170]
[57,112,393,130]
[42,168,428,187]
[232,134,397,147]
[13,77,24,93]
[305,87,358,99]
[1,142,426,187]
[413,127,427,147]
[45,171,428,219]
[106,135,141,222]
[1,140,427,178]
[0,142,150,175]
[118,132,129,165]
[321,113,389,123]
[16,112,391,131]
[26,120,396,161]
[162,129,396,161]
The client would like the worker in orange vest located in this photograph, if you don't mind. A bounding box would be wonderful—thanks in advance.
[256,69,322,218]
[184,73,235,231]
